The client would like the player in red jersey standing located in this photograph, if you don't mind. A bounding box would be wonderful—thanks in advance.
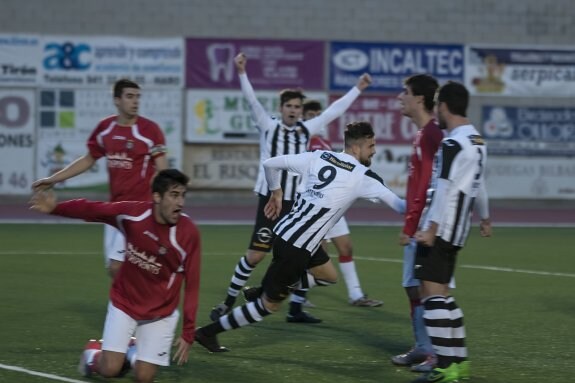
[32,79,168,278]
[30,169,200,383]
[391,74,444,373]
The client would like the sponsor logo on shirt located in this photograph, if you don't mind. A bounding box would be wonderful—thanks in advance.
[107,152,133,169]
[320,152,355,172]
[126,242,162,274]
[256,227,273,244]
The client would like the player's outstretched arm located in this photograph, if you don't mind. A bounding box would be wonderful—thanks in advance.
[234,52,247,75]
[356,73,372,91]
[29,190,57,214]
[32,153,96,191]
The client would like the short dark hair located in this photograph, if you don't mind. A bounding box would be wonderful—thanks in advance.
[437,81,469,117]
[344,121,375,148]
[113,79,140,98]
[152,169,189,196]
[279,89,305,106]
[404,74,439,113]
[303,99,322,114]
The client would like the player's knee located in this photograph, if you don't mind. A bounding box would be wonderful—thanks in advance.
[312,270,338,286]
[310,261,338,284]
[133,361,157,383]
[333,236,353,255]
[261,294,282,312]
[97,353,125,378]
[246,250,267,266]
[324,268,338,284]
[337,244,353,256]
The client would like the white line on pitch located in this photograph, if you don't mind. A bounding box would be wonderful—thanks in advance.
[351,255,575,278]
[0,363,88,383]
[1,251,573,279]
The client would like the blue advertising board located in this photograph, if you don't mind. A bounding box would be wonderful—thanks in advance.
[482,106,575,156]
[329,41,464,92]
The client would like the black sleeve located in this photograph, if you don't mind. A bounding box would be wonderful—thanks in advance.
[439,139,462,180]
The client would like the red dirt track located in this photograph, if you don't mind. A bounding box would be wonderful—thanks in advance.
[2,193,574,226]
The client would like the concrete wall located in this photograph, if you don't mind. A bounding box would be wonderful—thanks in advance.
[1,0,573,45]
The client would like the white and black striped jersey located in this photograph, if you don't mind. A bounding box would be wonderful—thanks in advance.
[239,73,361,201]
[264,150,406,253]
[423,124,490,247]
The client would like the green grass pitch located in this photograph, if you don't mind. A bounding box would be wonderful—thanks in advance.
[0,224,572,382]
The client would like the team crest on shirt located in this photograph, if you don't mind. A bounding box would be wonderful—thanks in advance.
[126,140,134,150]
[158,246,167,255]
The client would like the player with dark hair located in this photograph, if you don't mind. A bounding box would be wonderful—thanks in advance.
[302,99,384,308]
[30,169,200,383]
[32,78,168,278]
[392,74,444,373]
[194,121,405,353]
[209,52,372,324]
[412,82,492,383]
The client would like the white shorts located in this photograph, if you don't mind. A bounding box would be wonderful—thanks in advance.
[104,225,126,266]
[101,302,180,367]
[402,238,456,288]
[325,217,350,240]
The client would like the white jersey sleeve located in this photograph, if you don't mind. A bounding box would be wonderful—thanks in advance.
[360,169,406,214]
[263,152,315,191]
[239,73,276,132]
[304,86,361,136]
[476,180,490,220]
